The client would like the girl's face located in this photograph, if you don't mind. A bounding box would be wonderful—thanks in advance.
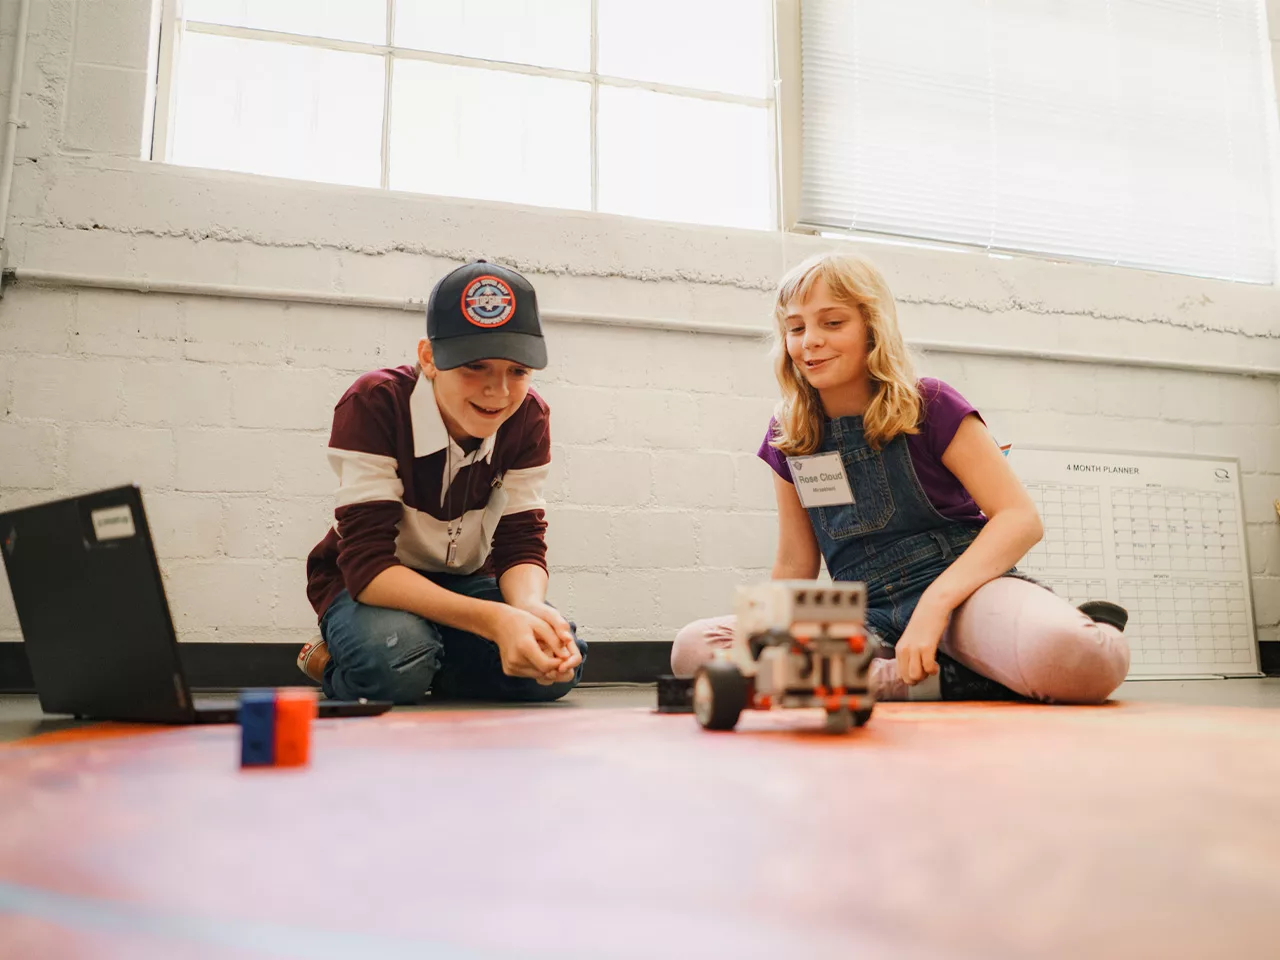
[420,341,533,440]
[783,277,871,395]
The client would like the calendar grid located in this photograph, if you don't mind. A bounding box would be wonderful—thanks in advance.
[1007,450,1258,678]
[1110,487,1240,574]
[1023,482,1105,571]
[1119,580,1252,668]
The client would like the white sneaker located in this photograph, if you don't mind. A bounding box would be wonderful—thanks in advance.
[297,636,329,684]
[869,658,941,702]
[869,658,909,701]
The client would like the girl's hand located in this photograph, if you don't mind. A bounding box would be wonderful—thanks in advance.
[896,601,951,685]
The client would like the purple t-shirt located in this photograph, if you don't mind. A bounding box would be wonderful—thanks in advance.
[757,378,986,526]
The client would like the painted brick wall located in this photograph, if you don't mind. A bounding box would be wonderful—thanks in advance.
[0,0,1277,656]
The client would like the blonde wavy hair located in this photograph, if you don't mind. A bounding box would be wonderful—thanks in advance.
[770,251,921,455]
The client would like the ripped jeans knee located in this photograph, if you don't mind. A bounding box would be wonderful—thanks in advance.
[320,590,444,704]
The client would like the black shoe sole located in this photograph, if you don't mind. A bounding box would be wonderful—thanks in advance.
[656,674,694,713]
[1078,600,1128,632]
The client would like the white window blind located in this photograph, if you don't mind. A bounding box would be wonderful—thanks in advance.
[800,0,1278,283]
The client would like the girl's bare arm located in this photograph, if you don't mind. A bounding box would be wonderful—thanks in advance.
[919,414,1043,615]
[771,472,822,580]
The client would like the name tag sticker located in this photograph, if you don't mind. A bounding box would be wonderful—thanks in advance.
[91,504,136,542]
[787,452,855,508]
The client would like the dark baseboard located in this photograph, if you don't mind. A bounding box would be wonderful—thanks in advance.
[580,640,673,683]
[1261,641,1280,677]
[0,642,314,693]
[0,639,675,693]
[3,639,1272,693]
[179,643,313,689]
[0,644,30,692]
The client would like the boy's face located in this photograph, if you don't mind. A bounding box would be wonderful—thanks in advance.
[418,338,533,440]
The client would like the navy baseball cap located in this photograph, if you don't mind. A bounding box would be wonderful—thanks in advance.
[426,260,547,370]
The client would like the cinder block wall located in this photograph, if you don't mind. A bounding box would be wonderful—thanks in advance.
[0,0,1277,657]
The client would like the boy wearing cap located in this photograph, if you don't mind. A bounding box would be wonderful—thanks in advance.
[298,261,585,703]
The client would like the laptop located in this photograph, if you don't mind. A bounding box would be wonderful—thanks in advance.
[0,485,391,724]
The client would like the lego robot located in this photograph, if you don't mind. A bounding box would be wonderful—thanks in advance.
[693,580,880,734]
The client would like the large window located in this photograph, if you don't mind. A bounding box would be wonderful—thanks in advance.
[799,0,1279,282]
[157,0,776,230]
[157,1,1280,282]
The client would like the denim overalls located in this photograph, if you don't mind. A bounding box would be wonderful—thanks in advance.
[800,415,1018,699]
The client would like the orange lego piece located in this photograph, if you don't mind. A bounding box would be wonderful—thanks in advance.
[273,688,318,767]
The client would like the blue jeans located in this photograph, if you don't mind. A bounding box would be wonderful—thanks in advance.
[319,573,586,705]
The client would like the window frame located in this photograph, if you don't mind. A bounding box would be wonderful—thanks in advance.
[773,0,802,233]
[151,0,783,229]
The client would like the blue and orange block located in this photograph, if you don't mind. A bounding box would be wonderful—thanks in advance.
[239,688,318,768]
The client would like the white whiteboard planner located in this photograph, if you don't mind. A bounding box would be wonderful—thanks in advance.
[1005,447,1260,679]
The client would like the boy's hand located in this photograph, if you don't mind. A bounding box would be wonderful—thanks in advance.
[489,606,576,685]
[515,601,574,648]
[511,601,581,683]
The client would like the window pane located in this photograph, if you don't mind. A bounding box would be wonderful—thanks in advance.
[183,0,387,45]
[390,60,590,210]
[170,32,383,188]
[394,0,590,71]
[597,0,771,97]
[597,87,772,229]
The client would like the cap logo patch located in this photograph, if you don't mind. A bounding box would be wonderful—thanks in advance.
[461,275,516,328]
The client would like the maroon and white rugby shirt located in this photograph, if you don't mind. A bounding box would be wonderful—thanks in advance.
[305,365,550,618]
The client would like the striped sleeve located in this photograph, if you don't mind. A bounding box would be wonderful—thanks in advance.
[490,393,551,577]
[329,385,405,601]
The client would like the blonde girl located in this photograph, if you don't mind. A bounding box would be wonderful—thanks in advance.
[672,252,1129,703]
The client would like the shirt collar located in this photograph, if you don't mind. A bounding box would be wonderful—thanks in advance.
[410,372,497,463]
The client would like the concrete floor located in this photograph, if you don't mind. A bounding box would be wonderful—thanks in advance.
[2,677,1278,742]
[4,682,1280,959]
[4,678,1280,958]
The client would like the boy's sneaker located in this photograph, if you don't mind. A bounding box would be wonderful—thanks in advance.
[1077,600,1129,632]
[297,636,330,684]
